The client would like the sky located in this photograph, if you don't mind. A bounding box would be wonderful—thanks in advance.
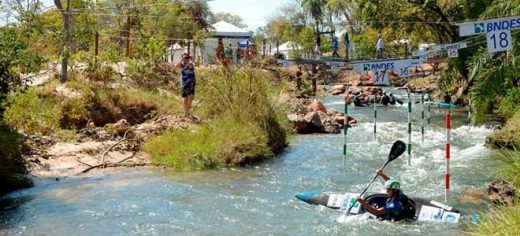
[208,0,290,31]
[31,0,289,31]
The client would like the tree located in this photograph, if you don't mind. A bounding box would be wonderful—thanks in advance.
[0,27,43,114]
[54,0,70,83]
[301,0,324,54]
[326,0,354,25]
[4,0,44,30]
[213,12,247,28]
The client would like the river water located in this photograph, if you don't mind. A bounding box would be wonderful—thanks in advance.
[0,89,499,235]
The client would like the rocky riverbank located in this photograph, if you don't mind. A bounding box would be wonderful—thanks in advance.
[24,114,201,178]
[282,93,357,134]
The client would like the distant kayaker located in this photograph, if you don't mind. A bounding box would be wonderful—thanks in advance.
[381,92,390,106]
[388,93,396,105]
[443,92,452,104]
[356,170,412,221]
[353,92,364,107]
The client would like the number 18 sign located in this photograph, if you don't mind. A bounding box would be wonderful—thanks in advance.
[487,29,513,53]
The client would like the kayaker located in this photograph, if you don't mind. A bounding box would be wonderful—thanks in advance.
[443,92,452,104]
[353,92,364,107]
[388,92,396,105]
[381,92,390,106]
[356,170,410,221]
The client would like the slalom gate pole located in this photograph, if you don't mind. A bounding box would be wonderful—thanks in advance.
[373,96,377,142]
[445,110,451,203]
[343,95,348,167]
[408,91,412,165]
[421,93,425,143]
[427,93,431,126]
[468,98,472,129]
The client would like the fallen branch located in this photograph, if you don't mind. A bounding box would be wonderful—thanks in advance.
[71,156,93,167]
[81,151,138,174]
[100,130,130,168]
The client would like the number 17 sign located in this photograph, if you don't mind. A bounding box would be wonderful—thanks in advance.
[487,29,513,53]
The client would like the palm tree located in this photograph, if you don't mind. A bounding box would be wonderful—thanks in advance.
[326,0,354,25]
[301,0,324,54]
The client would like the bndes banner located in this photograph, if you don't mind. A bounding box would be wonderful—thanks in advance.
[352,59,424,84]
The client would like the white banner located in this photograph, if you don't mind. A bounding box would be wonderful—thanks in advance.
[458,16,520,36]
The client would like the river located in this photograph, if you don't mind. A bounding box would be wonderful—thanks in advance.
[0,89,499,235]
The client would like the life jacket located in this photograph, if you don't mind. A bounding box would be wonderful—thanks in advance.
[353,95,363,107]
[391,192,416,221]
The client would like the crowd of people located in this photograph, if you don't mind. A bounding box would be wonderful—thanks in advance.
[216,38,257,65]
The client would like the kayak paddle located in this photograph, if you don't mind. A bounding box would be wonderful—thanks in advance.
[344,140,406,216]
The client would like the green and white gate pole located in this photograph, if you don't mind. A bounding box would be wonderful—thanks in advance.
[421,93,425,142]
[408,91,412,165]
[373,96,377,142]
[427,93,431,125]
[468,98,472,129]
[343,97,348,167]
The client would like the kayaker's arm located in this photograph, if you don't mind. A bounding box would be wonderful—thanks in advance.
[377,169,390,181]
[356,197,385,215]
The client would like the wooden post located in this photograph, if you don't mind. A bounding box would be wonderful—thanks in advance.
[94,0,99,66]
[94,32,99,65]
[126,16,131,57]
[262,38,266,57]
[59,0,71,83]
[187,40,191,57]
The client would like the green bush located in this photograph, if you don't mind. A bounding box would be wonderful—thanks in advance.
[125,59,162,89]
[145,66,290,170]
[145,117,271,170]
[494,150,520,190]
[468,203,520,236]
[498,87,520,119]
[3,88,61,135]
[0,125,31,194]
[487,111,520,149]
[197,67,290,153]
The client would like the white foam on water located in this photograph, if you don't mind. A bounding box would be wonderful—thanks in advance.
[336,212,373,224]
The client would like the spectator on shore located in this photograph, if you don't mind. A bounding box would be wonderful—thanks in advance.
[176,53,197,118]
[376,35,384,59]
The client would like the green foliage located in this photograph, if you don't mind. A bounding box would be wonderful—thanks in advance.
[145,117,271,170]
[468,38,519,124]
[468,203,520,236]
[3,87,61,135]
[487,111,520,149]
[0,125,31,194]
[0,27,44,114]
[494,149,520,189]
[145,67,290,170]
[351,28,378,59]
[499,88,520,119]
[125,59,162,89]
[3,78,178,135]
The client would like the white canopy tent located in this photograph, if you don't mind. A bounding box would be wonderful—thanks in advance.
[165,21,252,64]
[202,21,253,64]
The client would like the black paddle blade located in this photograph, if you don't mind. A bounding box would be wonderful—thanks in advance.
[388,140,406,161]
